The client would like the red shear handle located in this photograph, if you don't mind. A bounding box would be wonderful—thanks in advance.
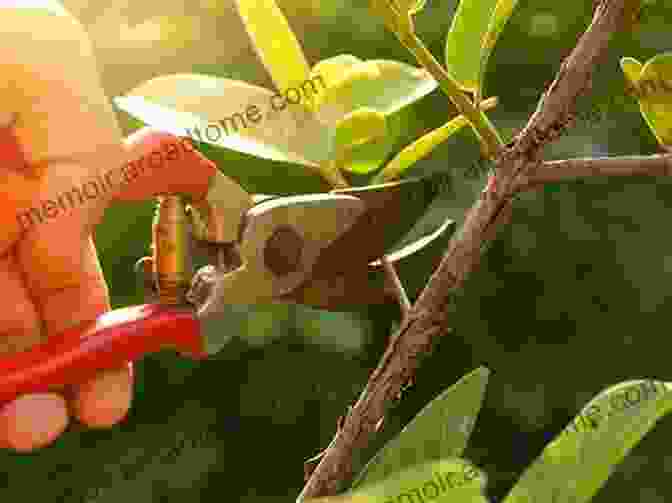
[0,304,207,405]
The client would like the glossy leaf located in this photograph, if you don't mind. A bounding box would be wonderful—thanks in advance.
[233,0,311,95]
[352,367,490,489]
[374,96,499,183]
[503,380,672,503]
[115,98,329,196]
[342,458,488,503]
[311,54,363,89]
[293,307,371,351]
[194,141,329,196]
[632,52,672,146]
[478,0,520,100]
[334,108,391,174]
[342,139,395,174]
[113,73,334,166]
[335,108,388,150]
[312,56,407,172]
[307,459,487,503]
[314,60,438,125]
[619,56,643,90]
[445,0,499,95]
[445,0,518,99]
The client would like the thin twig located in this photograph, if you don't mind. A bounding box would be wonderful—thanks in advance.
[381,255,411,317]
[400,33,505,158]
[515,153,672,191]
[299,0,632,499]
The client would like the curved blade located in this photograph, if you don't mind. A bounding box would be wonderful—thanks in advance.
[307,171,450,280]
[283,218,456,310]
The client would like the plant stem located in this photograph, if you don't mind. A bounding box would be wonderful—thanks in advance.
[399,32,505,159]
[318,159,350,189]
[301,0,631,497]
[515,153,672,190]
[381,255,411,317]
[373,96,499,184]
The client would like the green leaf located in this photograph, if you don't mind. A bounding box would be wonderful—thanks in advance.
[375,116,466,182]
[194,142,329,195]
[503,380,672,503]
[335,108,388,150]
[113,73,334,166]
[478,0,520,101]
[632,52,672,146]
[620,56,643,89]
[374,96,499,182]
[314,60,438,125]
[445,0,499,95]
[334,108,392,174]
[344,457,488,503]
[293,306,371,351]
[445,0,519,99]
[352,367,490,489]
[342,139,395,174]
[233,0,311,95]
[309,54,363,100]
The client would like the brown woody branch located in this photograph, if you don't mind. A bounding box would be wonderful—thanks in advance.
[515,153,672,191]
[299,0,635,499]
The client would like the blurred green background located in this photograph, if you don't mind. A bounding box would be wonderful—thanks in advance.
[2,1,672,502]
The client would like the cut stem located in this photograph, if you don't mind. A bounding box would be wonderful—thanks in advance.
[381,255,411,317]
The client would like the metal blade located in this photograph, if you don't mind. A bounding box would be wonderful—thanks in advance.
[306,172,449,280]
[283,218,456,310]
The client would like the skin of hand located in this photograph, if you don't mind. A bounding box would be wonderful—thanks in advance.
[0,0,219,453]
[0,125,217,452]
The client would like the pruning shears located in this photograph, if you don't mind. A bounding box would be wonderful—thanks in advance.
[0,165,454,404]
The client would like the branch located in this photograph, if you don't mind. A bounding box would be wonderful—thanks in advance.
[515,153,672,191]
[299,0,633,499]
[505,0,639,160]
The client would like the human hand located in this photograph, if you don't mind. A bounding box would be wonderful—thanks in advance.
[1,123,218,451]
[0,0,217,451]
[0,124,216,452]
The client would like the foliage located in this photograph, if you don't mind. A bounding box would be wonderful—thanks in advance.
[5,0,672,502]
[351,367,490,489]
[111,0,672,501]
[620,52,672,146]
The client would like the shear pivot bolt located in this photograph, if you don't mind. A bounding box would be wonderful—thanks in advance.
[264,225,303,276]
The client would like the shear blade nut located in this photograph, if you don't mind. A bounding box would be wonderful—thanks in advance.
[264,225,303,276]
